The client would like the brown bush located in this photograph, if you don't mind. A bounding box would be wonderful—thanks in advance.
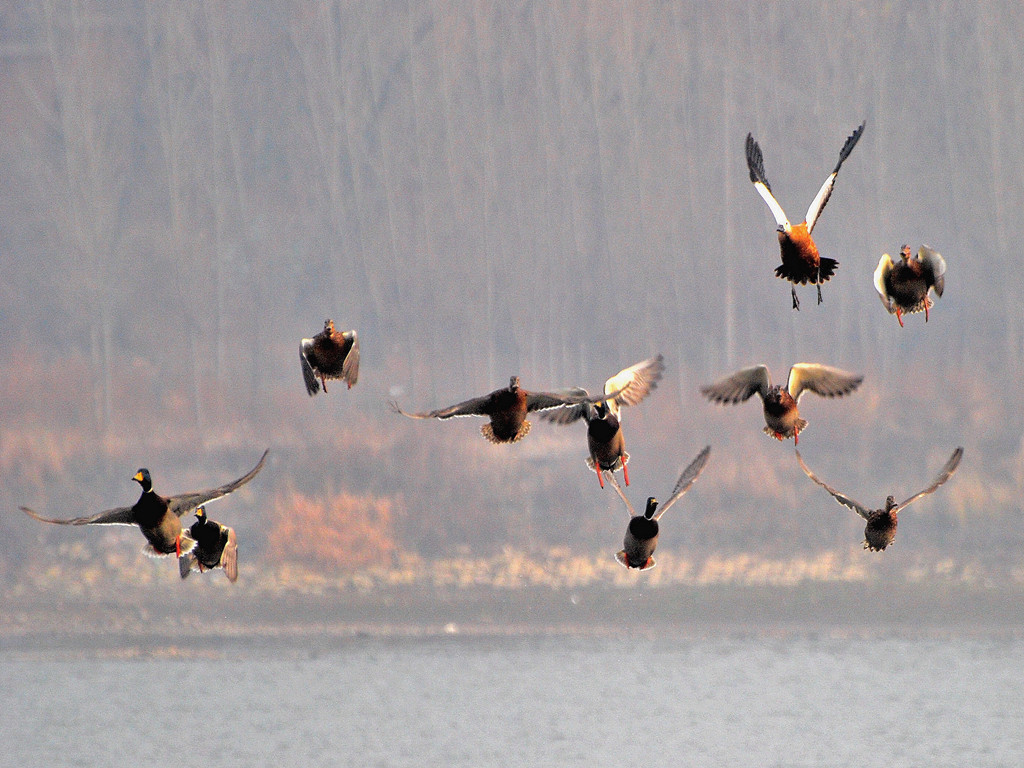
[265,487,400,571]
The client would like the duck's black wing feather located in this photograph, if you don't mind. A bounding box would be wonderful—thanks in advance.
[165,449,269,518]
[20,504,136,527]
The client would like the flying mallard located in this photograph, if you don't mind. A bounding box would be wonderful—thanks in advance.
[606,445,711,570]
[20,450,268,559]
[701,364,862,444]
[300,319,359,395]
[874,244,946,326]
[179,506,238,582]
[389,376,627,444]
[541,355,665,487]
[796,447,963,551]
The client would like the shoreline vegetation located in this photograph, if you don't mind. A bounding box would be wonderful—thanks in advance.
[4,546,1024,655]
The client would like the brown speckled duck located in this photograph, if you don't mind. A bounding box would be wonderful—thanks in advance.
[179,506,238,582]
[300,320,359,395]
[606,446,710,570]
[20,450,267,559]
[796,447,963,551]
[389,376,623,444]
[874,244,946,326]
[700,364,863,444]
[540,355,665,487]
[746,123,865,309]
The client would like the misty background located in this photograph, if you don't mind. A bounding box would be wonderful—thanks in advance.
[2,1,1022,594]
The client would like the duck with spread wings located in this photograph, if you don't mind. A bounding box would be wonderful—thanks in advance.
[746,123,865,309]
[20,450,268,559]
[796,447,963,551]
[541,355,665,488]
[389,376,626,445]
[605,446,711,570]
[700,364,862,444]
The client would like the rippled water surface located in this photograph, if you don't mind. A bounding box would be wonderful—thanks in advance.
[3,633,1022,767]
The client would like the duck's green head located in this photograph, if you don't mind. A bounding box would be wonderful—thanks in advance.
[133,468,152,492]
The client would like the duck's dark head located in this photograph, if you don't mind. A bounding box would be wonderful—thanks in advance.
[324,319,335,333]
[644,497,659,520]
[884,495,898,513]
[899,244,911,261]
[133,468,153,493]
[195,506,208,524]
[593,400,609,418]
[508,376,520,391]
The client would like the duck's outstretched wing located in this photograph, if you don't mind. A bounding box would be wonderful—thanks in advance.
[524,389,597,414]
[795,450,872,520]
[538,388,593,425]
[787,364,863,402]
[299,339,321,395]
[917,245,947,297]
[604,470,636,517]
[20,504,136,527]
[655,445,711,520]
[700,365,772,404]
[746,133,790,228]
[221,525,239,583]
[165,449,269,518]
[873,254,896,313]
[603,354,665,417]
[898,447,963,510]
[388,392,496,420]
[805,122,865,232]
[340,330,360,388]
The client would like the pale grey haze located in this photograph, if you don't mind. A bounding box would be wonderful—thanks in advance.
[1,1,1020,589]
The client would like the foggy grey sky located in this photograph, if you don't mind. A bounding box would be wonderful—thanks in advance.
[2,1,1022,575]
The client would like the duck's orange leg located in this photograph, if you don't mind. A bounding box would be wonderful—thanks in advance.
[175,533,182,557]
[622,460,630,486]
[924,303,929,323]
[595,464,604,488]
[896,308,904,327]
[320,375,328,393]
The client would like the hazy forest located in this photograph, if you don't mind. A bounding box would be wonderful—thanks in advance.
[2,1,1024,604]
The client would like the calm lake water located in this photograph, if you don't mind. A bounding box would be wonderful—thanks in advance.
[2,631,1022,767]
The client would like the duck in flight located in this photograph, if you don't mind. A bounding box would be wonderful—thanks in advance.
[300,320,359,395]
[874,244,946,326]
[179,506,238,582]
[20,450,268,559]
[541,355,665,487]
[389,376,626,444]
[605,446,711,570]
[700,364,862,444]
[746,123,865,309]
[796,447,963,551]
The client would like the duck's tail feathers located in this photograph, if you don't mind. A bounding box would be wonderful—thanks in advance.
[481,420,530,444]
[585,453,628,472]
[774,258,837,285]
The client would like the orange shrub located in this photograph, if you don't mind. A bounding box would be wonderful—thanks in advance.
[265,487,399,571]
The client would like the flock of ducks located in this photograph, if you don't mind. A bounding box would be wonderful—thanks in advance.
[18,122,960,579]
